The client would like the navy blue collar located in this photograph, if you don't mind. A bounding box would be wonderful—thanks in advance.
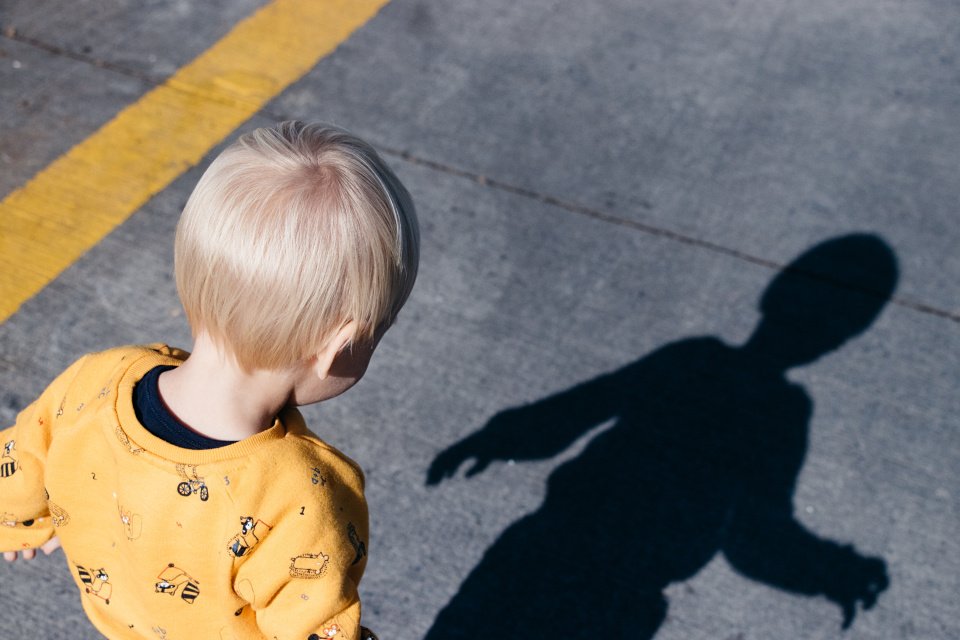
[133,365,235,450]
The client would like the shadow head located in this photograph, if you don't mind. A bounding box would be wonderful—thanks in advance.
[754,234,899,368]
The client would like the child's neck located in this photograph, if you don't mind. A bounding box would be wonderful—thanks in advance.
[157,333,298,442]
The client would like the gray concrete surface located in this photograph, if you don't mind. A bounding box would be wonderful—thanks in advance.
[1,1,957,639]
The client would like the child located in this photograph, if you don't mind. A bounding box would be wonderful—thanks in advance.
[0,121,419,640]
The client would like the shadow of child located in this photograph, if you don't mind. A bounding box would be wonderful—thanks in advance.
[427,234,894,639]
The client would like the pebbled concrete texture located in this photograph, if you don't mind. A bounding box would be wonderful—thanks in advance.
[0,1,958,639]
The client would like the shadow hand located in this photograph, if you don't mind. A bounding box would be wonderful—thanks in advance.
[824,548,888,630]
[426,439,490,485]
[426,407,529,485]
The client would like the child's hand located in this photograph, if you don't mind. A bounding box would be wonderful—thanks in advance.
[2,536,61,562]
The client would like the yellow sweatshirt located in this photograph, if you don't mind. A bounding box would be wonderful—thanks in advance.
[0,345,370,640]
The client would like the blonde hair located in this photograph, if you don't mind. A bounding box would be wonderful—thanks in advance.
[174,121,419,371]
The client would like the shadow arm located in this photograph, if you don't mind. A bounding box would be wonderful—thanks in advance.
[428,364,631,483]
[723,464,889,629]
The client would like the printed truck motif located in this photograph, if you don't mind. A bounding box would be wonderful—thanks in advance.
[228,517,272,558]
[155,563,200,604]
[289,552,330,579]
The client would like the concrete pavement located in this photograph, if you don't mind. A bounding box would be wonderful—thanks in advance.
[0,1,957,638]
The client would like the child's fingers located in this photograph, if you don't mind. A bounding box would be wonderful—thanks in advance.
[41,537,62,555]
[1,539,61,562]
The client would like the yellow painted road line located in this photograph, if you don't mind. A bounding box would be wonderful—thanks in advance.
[0,0,389,323]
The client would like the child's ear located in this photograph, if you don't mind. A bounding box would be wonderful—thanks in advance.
[312,320,358,380]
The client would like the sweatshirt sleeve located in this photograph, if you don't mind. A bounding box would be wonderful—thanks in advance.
[233,464,369,640]
[0,355,88,551]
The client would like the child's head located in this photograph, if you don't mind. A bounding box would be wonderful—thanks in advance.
[174,121,419,372]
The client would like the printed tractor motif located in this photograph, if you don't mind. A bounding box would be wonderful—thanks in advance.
[228,516,272,558]
[1,440,18,478]
[289,552,330,578]
[77,565,112,604]
[176,464,209,502]
[155,563,200,604]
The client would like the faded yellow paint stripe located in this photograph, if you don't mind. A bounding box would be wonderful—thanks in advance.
[0,0,389,323]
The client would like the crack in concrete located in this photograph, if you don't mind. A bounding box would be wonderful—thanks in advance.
[1,28,162,86]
